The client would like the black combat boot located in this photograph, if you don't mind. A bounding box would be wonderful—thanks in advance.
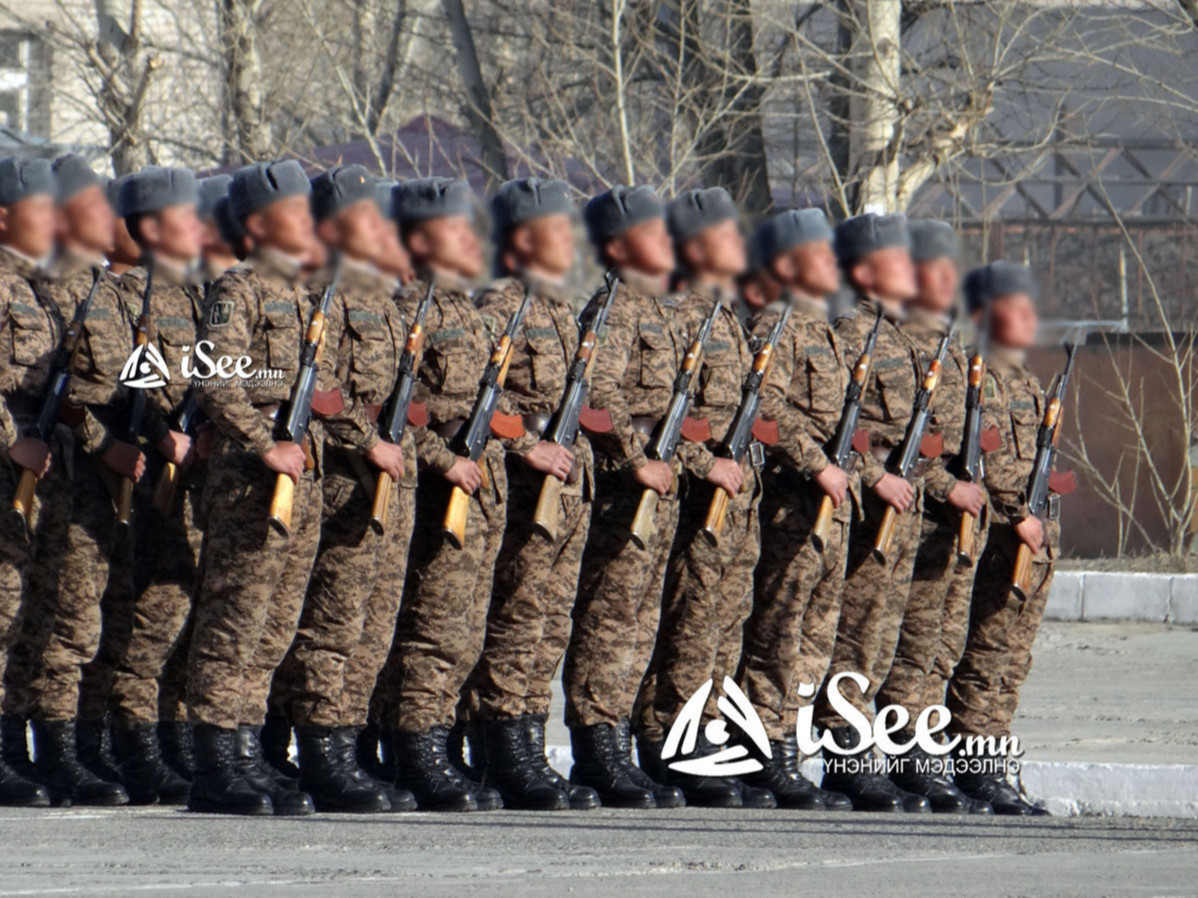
[391,726,480,812]
[889,740,991,814]
[953,749,1047,816]
[158,721,195,780]
[481,718,569,811]
[568,723,655,809]
[294,726,390,813]
[76,718,131,797]
[637,734,743,808]
[821,725,926,812]
[113,724,192,805]
[31,719,128,807]
[1,716,36,780]
[187,724,273,816]
[447,720,483,782]
[233,725,314,816]
[335,727,415,812]
[354,724,388,782]
[522,714,599,810]
[740,734,851,810]
[260,713,301,779]
[0,723,49,807]
[615,720,684,808]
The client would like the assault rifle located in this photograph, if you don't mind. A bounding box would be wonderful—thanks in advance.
[116,260,156,526]
[953,314,990,564]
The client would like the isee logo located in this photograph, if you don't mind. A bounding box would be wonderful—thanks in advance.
[118,340,285,389]
[119,343,171,389]
[661,676,771,777]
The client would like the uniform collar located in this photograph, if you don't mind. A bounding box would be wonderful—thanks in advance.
[47,247,106,279]
[0,244,43,278]
[858,292,906,323]
[989,346,1027,370]
[425,266,473,296]
[147,255,195,287]
[616,267,668,300]
[789,290,829,319]
[251,247,305,283]
[518,269,571,305]
[908,305,953,333]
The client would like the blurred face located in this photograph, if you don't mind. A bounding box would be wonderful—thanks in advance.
[773,240,839,297]
[848,246,916,302]
[988,293,1038,350]
[405,214,484,280]
[138,203,203,264]
[914,256,959,313]
[681,218,746,280]
[57,184,115,255]
[318,199,386,263]
[605,216,674,278]
[0,194,56,259]
[507,213,575,279]
[375,223,413,282]
[244,193,314,257]
[740,271,782,311]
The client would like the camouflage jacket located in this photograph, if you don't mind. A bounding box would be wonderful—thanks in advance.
[395,270,493,475]
[755,295,849,478]
[34,250,138,455]
[118,261,206,446]
[902,308,967,504]
[194,248,326,459]
[585,270,688,471]
[672,283,754,480]
[983,349,1061,558]
[0,247,60,457]
[834,295,922,488]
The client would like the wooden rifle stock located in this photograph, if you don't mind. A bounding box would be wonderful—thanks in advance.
[811,494,836,551]
[630,488,660,550]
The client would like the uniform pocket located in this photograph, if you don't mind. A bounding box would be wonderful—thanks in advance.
[526,329,566,396]
[346,312,393,380]
[872,357,913,424]
[8,303,52,368]
[637,322,674,389]
[697,357,739,408]
[804,347,841,416]
[263,304,300,374]
[1010,406,1041,460]
[426,345,478,395]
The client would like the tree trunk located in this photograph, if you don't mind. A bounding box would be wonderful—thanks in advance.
[844,0,901,212]
[441,0,509,188]
[219,0,272,165]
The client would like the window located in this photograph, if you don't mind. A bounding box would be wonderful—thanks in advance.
[0,30,31,131]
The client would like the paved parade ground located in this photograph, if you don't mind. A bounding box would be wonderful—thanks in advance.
[1,621,1196,897]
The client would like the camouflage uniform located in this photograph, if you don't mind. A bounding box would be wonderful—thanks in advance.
[103,262,209,727]
[470,274,593,721]
[387,273,507,734]
[634,286,760,743]
[876,309,984,717]
[563,272,687,729]
[737,296,857,741]
[276,261,417,729]
[815,297,926,730]
[186,249,325,731]
[0,248,61,715]
[947,350,1059,738]
[16,254,138,722]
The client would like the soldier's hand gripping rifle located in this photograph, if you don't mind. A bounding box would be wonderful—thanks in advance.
[268,258,342,535]
[116,260,156,526]
[629,296,721,551]
[1011,343,1078,600]
[811,308,882,552]
[532,272,619,542]
[953,315,990,565]
[369,279,435,534]
[699,302,791,547]
[11,267,102,524]
[442,284,534,549]
[872,312,958,563]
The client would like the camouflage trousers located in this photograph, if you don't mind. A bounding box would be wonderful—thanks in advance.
[738,467,854,741]
[876,498,988,719]
[470,456,592,721]
[946,525,1055,739]
[563,465,680,730]
[274,439,416,729]
[634,462,762,743]
[815,480,924,729]
[388,440,506,733]
[186,437,321,730]
[0,460,37,712]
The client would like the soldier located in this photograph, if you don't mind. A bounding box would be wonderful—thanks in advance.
[562,185,685,810]
[196,175,238,282]
[733,209,854,811]
[185,160,324,817]
[630,188,771,809]
[469,177,595,811]
[98,167,206,805]
[385,177,505,813]
[946,261,1056,816]
[876,220,990,813]
[273,164,412,814]
[812,213,931,813]
[17,154,143,806]
[0,156,57,808]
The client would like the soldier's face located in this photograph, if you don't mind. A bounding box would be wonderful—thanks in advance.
[689,219,746,279]
[375,224,414,283]
[0,194,56,259]
[861,246,916,301]
[410,215,484,280]
[990,293,1038,349]
[518,213,575,279]
[200,219,234,258]
[785,240,839,296]
[610,217,674,278]
[58,184,116,256]
[327,199,386,263]
[915,256,959,312]
[142,203,204,263]
[248,194,315,257]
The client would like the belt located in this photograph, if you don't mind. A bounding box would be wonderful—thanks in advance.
[631,416,659,438]
[432,418,466,441]
[365,403,382,424]
[522,412,552,437]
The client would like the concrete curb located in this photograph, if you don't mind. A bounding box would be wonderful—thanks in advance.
[545,746,1198,819]
[1045,571,1198,623]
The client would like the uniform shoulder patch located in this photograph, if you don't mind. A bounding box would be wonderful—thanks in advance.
[209,299,234,328]
[983,373,999,402]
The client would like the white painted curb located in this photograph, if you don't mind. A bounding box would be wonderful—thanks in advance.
[545,745,1198,819]
[1046,571,1198,623]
